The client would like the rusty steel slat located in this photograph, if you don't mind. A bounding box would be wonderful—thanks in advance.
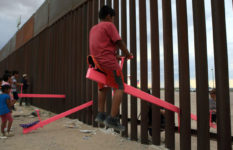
[56,21,61,113]
[45,30,50,111]
[39,31,44,108]
[73,10,79,118]
[150,0,161,145]
[57,20,63,113]
[51,26,55,111]
[92,0,99,127]
[69,14,73,115]
[129,0,138,141]
[192,0,210,150]
[112,0,120,96]
[64,16,69,113]
[106,89,112,115]
[68,14,73,114]
[57,21,62,113]
[113,0,119,30]
[69,14,74,114]
[45,29,50,112]
[86,0,93,125]
[52,26,57,112]
[162,0,175,149]
[83,4,88,123]
[80,6,85,122]
[54,23,58,112]
[176,0,191,149]
[60,18,66,113]
[41,29,46,110]
[33,36,39,107]
[67,14,73,114]
[100,0,105,8]
[211,1,232,149]
[77,8,83,121]
[47,27,52,111]
[71,12,77,118]
[120,0,128,137]
[51,24,56,112]
[139,0,148,144]
[29,41,33,105]
[59,19,65,113]
[81,5,88,123]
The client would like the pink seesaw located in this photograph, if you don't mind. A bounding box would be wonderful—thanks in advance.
[86,57,216,129]
[19,85,66,99]
[23,101,93,134]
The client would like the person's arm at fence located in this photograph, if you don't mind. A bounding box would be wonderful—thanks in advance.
[116,40,133,59]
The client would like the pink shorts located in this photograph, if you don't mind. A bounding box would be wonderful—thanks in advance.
[0,113,13,123]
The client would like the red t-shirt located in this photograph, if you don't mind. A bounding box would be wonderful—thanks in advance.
[89,22,121,71]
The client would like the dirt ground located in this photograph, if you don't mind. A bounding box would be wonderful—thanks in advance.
[1,92,233,150]
[0,103,167,150]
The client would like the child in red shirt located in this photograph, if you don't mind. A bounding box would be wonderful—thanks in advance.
[89,5,132,131]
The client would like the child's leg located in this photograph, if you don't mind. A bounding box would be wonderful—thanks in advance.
[110,70,124,117]
[7,121,13,133]
[98,87,108,112]
[6,113,13,133]
[1,122,7,135]
[111,89,123,117]
[1,116,7,135]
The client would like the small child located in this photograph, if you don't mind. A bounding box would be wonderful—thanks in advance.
[0,85,15,137]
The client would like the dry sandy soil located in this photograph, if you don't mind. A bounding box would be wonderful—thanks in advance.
[1,92,233,150]
[0,103,167,150]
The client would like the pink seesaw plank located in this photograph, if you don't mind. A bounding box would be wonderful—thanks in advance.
[86,68,179,113]
[86,68,217,129]
[18,94,66,98]
[23,101,93,134]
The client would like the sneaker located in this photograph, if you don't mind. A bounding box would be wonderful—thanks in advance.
[6,132,14,137]
[0,135,7,139]
[104,116,125,132]
[95,112,107,124]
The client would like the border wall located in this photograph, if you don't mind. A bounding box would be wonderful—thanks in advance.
[0,0,231,150]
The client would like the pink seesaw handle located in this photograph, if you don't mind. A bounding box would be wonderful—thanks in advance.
[120,56,133,70]
[35,109,41,122]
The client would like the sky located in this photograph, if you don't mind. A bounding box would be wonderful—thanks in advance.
[0,0,232,88]
[0,0,45,48]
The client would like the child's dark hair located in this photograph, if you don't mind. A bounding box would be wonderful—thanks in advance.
[99,5,115,20]
[1,85,11,93]
[12,70,19,75]
[3,74,11,82]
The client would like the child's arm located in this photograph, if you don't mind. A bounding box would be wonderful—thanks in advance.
[116,40,133,59]
[7,99,16,107]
